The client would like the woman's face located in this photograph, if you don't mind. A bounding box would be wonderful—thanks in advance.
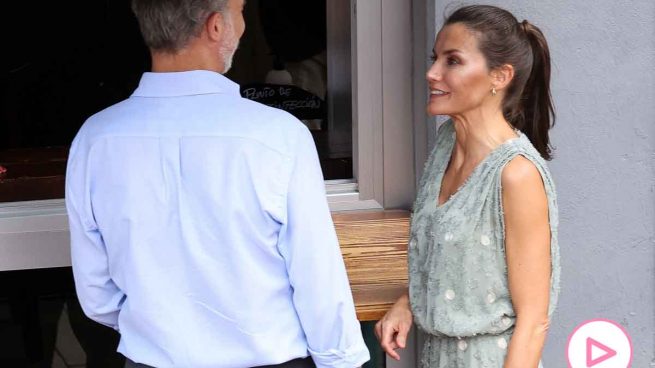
[426,23,494,117]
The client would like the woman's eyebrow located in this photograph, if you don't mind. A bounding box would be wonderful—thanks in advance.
[432,48,463,55]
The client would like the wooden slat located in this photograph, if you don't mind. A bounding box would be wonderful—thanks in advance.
[333,210,410,321]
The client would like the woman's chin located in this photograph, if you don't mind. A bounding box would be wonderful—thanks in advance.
[427,105,450,117]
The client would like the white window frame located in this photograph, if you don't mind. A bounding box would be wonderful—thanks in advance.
[326,0,417,212]
[0,0,418,271]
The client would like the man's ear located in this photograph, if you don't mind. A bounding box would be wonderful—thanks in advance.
[491,64,515,91]
[205,12,224,42]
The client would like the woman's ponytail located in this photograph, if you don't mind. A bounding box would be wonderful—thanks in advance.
[518,20,555,160]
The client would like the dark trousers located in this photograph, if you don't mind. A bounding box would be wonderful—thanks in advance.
[125,356,316,368]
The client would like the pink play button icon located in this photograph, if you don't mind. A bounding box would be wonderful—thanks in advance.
[586,337,617,366]
[567,319,632,368]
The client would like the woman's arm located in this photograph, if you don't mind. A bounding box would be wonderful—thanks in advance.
[501,156,552,368]
[375,292,413,361]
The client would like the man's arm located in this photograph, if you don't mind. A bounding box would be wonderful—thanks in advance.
[66,136,125,330]
[278,126,370,368]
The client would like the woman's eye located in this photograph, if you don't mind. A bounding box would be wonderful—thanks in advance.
[447,57,459,66]
[429,55,437,62]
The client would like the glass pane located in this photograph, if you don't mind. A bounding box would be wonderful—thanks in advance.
[1,1,149,203]
[1,0,353,204]
[226,0,353,180]
[0,268,125,367]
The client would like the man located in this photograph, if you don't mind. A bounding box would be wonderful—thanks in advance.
[65,0,370,367]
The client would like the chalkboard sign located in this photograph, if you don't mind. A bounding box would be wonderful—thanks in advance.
[240,83,327,121]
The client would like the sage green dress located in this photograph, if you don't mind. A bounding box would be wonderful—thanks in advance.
[408,120,560,368]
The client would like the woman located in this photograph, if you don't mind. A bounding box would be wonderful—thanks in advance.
[375,5,560,368]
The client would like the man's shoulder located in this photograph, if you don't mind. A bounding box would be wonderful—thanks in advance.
[224,97,311,151]
[236,97,306,131]
[74,98,136,142]
[75,95,310,154]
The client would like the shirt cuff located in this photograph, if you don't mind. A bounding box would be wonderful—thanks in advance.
[308,340,370,368]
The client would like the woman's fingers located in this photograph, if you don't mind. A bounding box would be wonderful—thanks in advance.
[374,320,383,340]
[395,322,411,348]
[379,321,402,360]
[376,295,413,361]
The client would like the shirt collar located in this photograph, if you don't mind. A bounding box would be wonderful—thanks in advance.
[131,70,240,98]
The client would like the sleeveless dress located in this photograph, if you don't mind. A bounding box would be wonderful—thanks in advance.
[408,120,560,368]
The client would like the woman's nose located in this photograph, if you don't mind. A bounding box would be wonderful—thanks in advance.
[426,64,442,82]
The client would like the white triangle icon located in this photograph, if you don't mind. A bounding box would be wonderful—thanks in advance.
[591,343,606,361]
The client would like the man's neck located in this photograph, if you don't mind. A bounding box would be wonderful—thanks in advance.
[150,45,224,74]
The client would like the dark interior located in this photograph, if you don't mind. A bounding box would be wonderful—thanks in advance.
[0,0,351,203]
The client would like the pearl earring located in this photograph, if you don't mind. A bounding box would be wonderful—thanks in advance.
[491,87,497,96]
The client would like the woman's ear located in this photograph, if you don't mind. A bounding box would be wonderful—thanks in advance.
[491,64,515,91]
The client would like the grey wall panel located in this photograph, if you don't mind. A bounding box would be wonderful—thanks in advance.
[381,0,416,209]
[352,0,384,204]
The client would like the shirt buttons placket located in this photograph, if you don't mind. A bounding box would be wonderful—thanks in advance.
[480,234,491,246]
[497,337,507,350]
[445,289,456,301]
[457,339,468,351]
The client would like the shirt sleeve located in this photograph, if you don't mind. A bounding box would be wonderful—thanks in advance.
[65,134,125,330]
[277,126,370,368]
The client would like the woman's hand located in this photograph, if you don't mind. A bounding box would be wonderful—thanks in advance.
[374,293,413,361]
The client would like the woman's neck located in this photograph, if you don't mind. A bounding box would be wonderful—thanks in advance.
[448,108,518,167]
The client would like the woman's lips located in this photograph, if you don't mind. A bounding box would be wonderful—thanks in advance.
[430,89,450,99]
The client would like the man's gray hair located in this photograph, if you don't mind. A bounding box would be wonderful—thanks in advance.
[131,0,230,52]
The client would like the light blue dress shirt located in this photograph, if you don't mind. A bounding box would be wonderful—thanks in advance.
[65,70,369,368]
